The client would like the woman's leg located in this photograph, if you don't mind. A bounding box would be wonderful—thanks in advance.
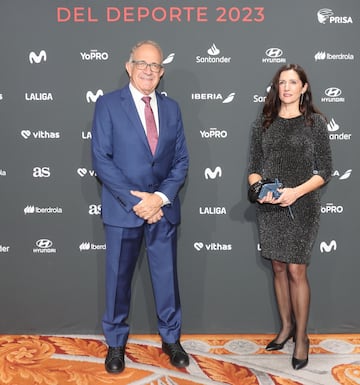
[271,260,294,341]
[288,263,310,359]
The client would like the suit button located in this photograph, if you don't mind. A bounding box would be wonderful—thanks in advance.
[151,161,155,167]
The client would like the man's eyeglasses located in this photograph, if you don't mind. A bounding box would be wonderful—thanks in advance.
[131,60,163,73]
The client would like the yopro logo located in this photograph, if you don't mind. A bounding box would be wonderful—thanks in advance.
[200,127,228,139]
[321,203,343,214]
[80,49,109,61]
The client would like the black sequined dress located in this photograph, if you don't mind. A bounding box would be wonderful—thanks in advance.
[248,114,332,264]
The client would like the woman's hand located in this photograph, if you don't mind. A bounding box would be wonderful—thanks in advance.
[258,187,299,206]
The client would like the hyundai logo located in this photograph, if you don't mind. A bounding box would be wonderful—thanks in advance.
[325,87,342,97]
[36,239,53,248]
[265,48,283,58]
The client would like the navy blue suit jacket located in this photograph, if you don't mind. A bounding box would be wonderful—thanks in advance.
[91,85,189,227]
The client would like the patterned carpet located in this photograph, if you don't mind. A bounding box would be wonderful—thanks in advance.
[1,334,360,385]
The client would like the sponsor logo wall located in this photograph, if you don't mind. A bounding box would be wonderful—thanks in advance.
[0,0,358,335]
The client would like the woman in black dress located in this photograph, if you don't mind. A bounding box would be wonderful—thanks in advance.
[248,64,332,370]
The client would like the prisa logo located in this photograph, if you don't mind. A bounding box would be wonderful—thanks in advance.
[317,8,353,24]
[29,50,47,63]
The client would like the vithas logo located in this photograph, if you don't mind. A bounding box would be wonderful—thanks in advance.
[29,50,47,64]
[77,168,96,177]
[193,241,232,251]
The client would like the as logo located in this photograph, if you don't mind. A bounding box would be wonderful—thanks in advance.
[29,50,47,63]
[89,204,101,215]
[33,167,50,177]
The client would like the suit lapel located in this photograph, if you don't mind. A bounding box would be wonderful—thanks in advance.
[120,87,151,153]
[155,92,167,156]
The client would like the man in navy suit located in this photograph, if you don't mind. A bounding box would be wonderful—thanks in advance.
[91,40,190,374]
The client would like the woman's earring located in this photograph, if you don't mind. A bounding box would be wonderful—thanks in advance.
[300,93,304,105]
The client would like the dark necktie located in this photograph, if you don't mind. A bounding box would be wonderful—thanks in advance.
[142,96,158,155]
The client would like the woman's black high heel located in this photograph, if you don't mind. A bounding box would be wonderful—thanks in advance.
[292,338,309,370]
[265,326,296,351]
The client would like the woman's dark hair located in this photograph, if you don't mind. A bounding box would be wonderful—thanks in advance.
[262,64,325,129]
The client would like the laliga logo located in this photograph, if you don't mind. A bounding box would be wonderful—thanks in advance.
[194,242,204,251]
[207,44,220,56]
[317,9,334,24]
[320,240,337,253]
[86,89,103,103]
[162,53,175,64]
[29,50,47,64]
[204,166,222,180]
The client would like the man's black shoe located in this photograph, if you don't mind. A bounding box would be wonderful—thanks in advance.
[105,346,125,374]
[162,340,189,368]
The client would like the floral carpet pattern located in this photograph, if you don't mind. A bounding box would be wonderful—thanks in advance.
[1,334,360,385]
